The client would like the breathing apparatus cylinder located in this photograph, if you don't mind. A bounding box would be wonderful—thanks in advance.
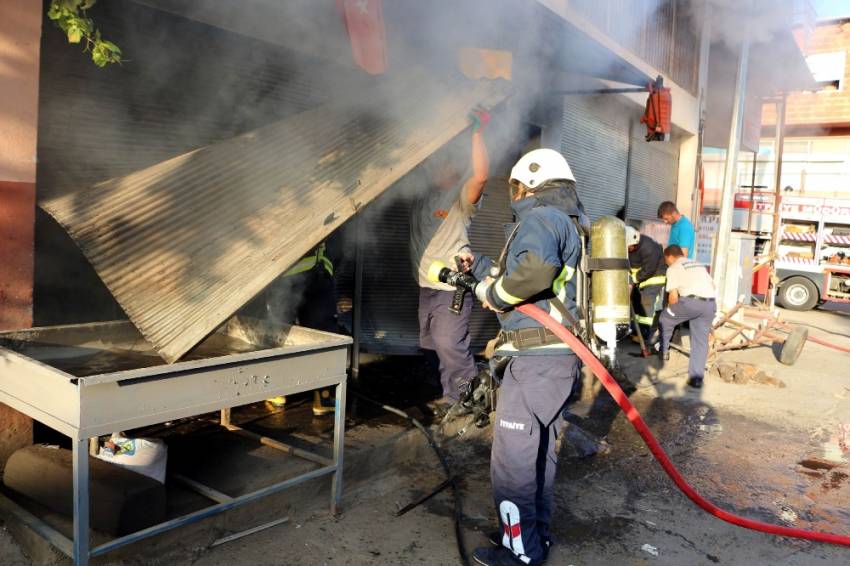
[588,216,631,362]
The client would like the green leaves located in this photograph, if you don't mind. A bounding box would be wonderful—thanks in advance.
[48,0,123,67]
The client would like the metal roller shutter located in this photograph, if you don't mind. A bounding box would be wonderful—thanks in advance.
[560,95,631,220]
[34,0,362,325]
[345,175,511,355]
[355,197,422,355]
[468,177,513,349]
[626,128,680,221]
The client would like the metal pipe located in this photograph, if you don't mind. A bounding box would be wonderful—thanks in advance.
[712,36,751,309]
[692,4,713,221]
[331,379,347,515]
[767,94,788,308]
[171,474,233,504]
[0,492,74,558]
[555,87,647,96]
[623,120,635,219]
[210,517,290,548]
[351,214,364,383]
[73,437,90,566]
[747,151,758,233]
[91,465,337,557]
[222,423,333,467]
[713,302,743,329]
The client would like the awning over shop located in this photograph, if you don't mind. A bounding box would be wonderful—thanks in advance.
[41,72,509,363]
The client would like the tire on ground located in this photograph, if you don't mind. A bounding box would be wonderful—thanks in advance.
[779,325,808,365]
[777,276,819,311]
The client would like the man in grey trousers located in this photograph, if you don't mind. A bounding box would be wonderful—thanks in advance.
[659,245,716,388]
[410,107,490,411]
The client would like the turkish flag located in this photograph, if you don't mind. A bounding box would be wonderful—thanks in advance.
[337,0,388,75]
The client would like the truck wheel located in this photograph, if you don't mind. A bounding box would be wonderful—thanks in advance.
[779,325,808,365]
[777,277,819,311]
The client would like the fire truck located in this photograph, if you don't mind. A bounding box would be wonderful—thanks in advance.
[733,194,850,311]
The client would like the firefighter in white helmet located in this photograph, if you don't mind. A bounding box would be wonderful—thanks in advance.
[625,225,667,345]
[470,148,587,566]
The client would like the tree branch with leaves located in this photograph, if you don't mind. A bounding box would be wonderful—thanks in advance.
[47,0,122,67]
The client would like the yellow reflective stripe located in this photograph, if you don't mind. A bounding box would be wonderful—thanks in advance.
[494,278,524,305]
[635,314,655,326]
[630,267,640,284]
[283,242,334,278]
[552,265,576,294]
[638,275,666,289]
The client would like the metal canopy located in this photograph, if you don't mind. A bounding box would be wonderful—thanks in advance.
[41,72,509,363]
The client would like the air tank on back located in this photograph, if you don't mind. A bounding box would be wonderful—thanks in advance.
[589,216,631,363]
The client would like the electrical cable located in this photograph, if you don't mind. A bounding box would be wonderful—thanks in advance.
[517,302,850,548]
[353,393,470,565]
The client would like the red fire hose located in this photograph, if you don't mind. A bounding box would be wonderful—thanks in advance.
[516,303,850,547]
[806,335,850,355]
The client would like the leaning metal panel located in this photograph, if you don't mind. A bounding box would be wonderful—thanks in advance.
[41,74,508,363]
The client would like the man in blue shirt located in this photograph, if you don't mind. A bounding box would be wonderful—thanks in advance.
[658,201,695,259]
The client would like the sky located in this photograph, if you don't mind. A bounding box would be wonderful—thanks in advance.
[813,0,850,20]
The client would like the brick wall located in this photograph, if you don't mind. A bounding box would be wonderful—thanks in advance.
[763,19,850,127]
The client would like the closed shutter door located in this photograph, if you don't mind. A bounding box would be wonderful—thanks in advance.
[356,198,422,354]
[468,177,513,350]
[626,129,680,221]
[341,177,511,355]
[560,95,630,220]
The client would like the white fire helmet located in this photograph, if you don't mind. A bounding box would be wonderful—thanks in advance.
[509,148,575,191]
[625,225,640,247]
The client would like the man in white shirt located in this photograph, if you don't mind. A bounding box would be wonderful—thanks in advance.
[409,107,490,412]
[659,245,716,389]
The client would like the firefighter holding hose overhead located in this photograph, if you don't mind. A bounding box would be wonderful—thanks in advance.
[409,106,491,416]
[470,148,588,566]
[625,225,666,344]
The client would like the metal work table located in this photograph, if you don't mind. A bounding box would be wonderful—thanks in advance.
[0,317,350,566]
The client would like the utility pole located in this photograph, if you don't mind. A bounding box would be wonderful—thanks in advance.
[712,36,750,309]
[767,93,788,308]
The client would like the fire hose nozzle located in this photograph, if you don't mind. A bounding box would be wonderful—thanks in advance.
[428,261,486,315]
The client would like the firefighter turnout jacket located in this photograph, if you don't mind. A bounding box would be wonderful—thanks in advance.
[478,181,586,355]
[628,234,666,288]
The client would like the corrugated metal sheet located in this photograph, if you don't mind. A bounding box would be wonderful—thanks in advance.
[35,0,362,325]
[468,176,513,348]
[561,95,630,220]
[626,128,680,221]
[41,74,509,362]
[335,174,510,356]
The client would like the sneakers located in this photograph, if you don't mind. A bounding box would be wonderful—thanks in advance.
[267,396,287,408]
[687,377,703,389]
[473,546,542,566]
[312,389,335,416]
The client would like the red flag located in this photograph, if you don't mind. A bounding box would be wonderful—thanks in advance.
[337,0,388,75]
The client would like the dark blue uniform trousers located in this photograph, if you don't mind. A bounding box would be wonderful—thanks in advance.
[419,288,477,401]
[492,354,579,564]
[659,297,716,380]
